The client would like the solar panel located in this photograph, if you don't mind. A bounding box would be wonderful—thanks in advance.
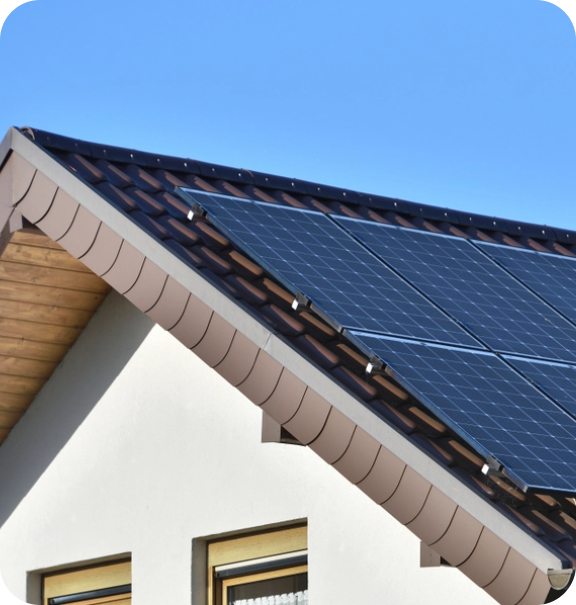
[477,242,576,326]
[505,356,576,422]
[336,217,576,364]
[353,332,576,493]
[180,189,478,347]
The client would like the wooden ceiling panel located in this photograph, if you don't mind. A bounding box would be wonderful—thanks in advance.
[0,229,111,445]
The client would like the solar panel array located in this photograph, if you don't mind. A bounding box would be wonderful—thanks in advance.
[477,241,576,326]
[352,333,576,493]
[336,217,576,364]
[186,191,477,347]
[179,187,576,493]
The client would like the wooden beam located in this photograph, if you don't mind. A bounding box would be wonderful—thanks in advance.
[10,231,64,250]
[0,335,69,362]
[0,391,36,412]
[2,242,93,273]
[0,298,94,328]
[0,373,47,395]
[0,260,109,293]
[0,317,82,345]
[0,281,108,310]
[0,355,58,379]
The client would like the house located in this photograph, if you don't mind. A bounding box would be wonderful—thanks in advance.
[0,125,574,605]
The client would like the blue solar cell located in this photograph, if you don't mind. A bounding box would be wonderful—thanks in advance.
[477,242,576,327]
[353,332,576,493]
[180,189,478,347]
[505,356,576,422]
[336,217,576,364]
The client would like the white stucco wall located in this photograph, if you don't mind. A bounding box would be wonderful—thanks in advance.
[0,292,499,605]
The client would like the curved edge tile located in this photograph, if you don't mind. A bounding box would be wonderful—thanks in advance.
[57,205,101,259]
[80,223,124,275]
[124,259,168,313]
[192,314,236,367]
[214,331,260,386]
[169,293,213,349]
[332,426,381,485]
[146,277,190,330]
[458,528,510,588]
[382,467,432,525]
[16,172,58,224]
[516,571,554,605]
[0,152,36,208]
[356,446,406,505]
[36,188,79,241]
[406,487,458,544]
[260,369,307,425]
[282,388,332,445]
[430,507,483,566]
[308,407,356,464]
[484,549,537,605]
[100,240,146,294]
[237,350,283,405]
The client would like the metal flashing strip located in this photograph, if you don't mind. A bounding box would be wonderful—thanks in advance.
[48,584,131,605]
[214,550,308,579]
[7,128,567,575]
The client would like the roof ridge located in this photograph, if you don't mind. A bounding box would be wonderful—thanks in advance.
[18,126,576,246]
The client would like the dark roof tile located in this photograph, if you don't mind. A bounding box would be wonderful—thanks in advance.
[129,211,171,240]
[225,250,265,279]
[124,188,166,216]
[94,160,135,188]
[96,182,139,212]
[153,191,190,220]
[162,239,204,268]
[123,165,165,192]
[64,154,107,184]
[224,275,268,307]
[260,304,306,337]
[157,215,202,246]
[196,246,233,275]
[295,334,340,370]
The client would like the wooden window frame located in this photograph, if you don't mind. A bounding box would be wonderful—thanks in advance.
[207,525,307,605]
[42,559,131,605]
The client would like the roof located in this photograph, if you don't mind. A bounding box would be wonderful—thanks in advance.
[0,125,575,605]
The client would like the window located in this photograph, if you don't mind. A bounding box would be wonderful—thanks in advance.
[42,560,131,605]
[208,525,307,605]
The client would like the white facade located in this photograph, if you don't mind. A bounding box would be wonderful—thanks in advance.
[0,292,497,604]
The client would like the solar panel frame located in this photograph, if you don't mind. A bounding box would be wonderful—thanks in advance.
[335,216,576,364]
[352,331,576,494]
[179,188,481,348]
[475,240,576,329]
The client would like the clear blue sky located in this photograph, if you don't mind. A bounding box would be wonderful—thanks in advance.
[1,0,575,230]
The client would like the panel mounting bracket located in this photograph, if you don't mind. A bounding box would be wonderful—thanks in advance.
[186,202,207,222]
[365,356,384,375]
[291,293,311,311]
[481,455,504,477]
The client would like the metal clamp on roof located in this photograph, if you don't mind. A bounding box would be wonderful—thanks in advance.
[365,356,384,376]
[292,293,311,311]
[186,202,207,222]
[481,455,504,478]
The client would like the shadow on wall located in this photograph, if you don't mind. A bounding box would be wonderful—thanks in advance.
[0,291,155,529]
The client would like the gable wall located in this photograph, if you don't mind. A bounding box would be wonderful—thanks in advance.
[0,293,497,604]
